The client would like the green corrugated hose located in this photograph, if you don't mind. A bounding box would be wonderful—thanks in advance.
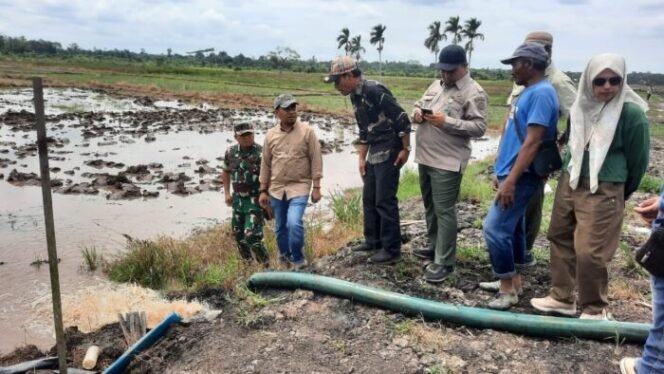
[248,272,651,343]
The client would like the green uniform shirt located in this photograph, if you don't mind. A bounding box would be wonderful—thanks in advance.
[223,143,262,197]
[562,102,649,198]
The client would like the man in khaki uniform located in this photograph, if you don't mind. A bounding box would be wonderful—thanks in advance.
[507,31,577,265]
[412,44,488,282]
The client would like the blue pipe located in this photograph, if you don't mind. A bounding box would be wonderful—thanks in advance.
[103,312,182,374]
[248,272,651,343]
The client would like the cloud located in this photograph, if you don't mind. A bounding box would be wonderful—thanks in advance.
[0,0,662,72]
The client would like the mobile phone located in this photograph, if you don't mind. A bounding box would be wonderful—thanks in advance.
[421,108,433,116]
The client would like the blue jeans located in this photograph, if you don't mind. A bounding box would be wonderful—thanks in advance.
[483,173,540,278]
[638,275,664,373]
[270,194,308,263]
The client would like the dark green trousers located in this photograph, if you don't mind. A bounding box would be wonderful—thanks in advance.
[418,164,462,267]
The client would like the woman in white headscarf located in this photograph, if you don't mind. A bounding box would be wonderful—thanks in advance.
[531,54,649,320]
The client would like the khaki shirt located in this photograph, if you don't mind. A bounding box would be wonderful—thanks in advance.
[507,63,577,118]
[259,119,323,200]
[413,73,488,172]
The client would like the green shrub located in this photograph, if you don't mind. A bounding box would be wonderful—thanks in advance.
[639,174,663,194]
[107,239,195,290]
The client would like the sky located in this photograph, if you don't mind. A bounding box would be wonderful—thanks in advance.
[1,0,663,73]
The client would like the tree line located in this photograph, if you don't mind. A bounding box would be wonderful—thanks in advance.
[1,34,663,84]
[337,17,484,67]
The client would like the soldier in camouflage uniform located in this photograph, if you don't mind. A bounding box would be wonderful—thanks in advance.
[223,122,269,264]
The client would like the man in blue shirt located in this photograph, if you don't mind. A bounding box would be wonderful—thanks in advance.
[482,43,559,310]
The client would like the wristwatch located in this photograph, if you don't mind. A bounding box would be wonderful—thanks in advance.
[404,145,412,152]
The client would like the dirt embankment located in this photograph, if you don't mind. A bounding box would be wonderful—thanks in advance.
[1,194,653,373]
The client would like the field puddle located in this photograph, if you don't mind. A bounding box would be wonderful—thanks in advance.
[0,88,499,352]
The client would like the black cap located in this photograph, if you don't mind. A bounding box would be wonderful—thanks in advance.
[435,45,467,71]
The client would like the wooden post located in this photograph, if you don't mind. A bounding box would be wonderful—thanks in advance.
[33,77,67,374]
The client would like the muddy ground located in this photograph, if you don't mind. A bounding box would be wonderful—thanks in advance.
[0,197,653,373]
[2,86,663,373]
[0,88,353,200]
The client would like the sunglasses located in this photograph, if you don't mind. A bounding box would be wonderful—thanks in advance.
[592,76,622,87]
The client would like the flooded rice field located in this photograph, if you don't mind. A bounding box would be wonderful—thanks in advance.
[0,88,499,353]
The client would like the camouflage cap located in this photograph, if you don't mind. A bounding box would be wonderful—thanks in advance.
[273,94,298,110]
[324,56,358,83]
[234,122,254,135]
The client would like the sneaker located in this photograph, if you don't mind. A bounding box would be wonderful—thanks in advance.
[479,280,524,296]
[579,309,610,321]
[530,296,577,316]
[367,249,401,265]
[412,248,435,260]
[350,242,378,252]
[488,292,519,310]
[423,263,454,283]
[291,259,308,271]
[619,357,637,374]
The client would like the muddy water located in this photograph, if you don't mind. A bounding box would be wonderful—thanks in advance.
[0,88,499,353]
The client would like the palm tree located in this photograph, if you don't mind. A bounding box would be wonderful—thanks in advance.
[462,18,484,66]
[370,24,387,75]
[424,21,446,63]
[337,28,351,55]
[350,35,366,61]
[444,16,464,45]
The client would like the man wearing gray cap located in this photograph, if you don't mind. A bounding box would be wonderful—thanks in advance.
[258,94,323,269]
[481,31,577,294]
[325,55,412,265]
[411,44,489,282]
[509,32,577,266]
[481,43,560,310]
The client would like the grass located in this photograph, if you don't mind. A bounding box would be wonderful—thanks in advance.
[0,57,513,129]
[639,174,663,194]
[232,284,283,328]
[396,159,494,205]
[618,241,648,277]
[106,237,196,290]
[457,244,488,263]
[397,167,421,202]
[538,179,558,236]
[193,260,241,290]
[80,245,102,272]
[104,204,362,292]
[330,189,362,229]
[458,159,494,204]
